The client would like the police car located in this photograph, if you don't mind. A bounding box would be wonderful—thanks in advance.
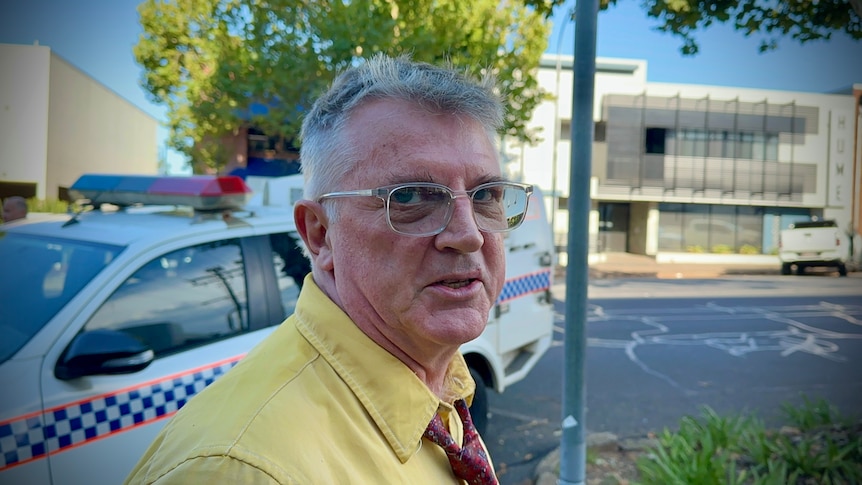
[0,173,555,485]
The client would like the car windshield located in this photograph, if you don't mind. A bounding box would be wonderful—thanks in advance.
[0,231,124,363]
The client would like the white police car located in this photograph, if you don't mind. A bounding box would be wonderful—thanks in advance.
[0,173,555,485]
[0,174,310,485]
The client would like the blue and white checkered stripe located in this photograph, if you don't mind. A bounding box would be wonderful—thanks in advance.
[0,357,240,471]
[496,269,552,304]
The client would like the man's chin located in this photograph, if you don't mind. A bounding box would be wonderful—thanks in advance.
[431,313,488,343]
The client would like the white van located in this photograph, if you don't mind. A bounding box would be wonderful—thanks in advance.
[0,174,555,484]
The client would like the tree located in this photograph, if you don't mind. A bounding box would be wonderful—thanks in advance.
[525,0,861,55]
[135,0,550,171]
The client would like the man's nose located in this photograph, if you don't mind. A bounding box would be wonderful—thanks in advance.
[435,197,483,252]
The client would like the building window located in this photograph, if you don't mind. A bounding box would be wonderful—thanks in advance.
[660,129,779,161]
[594,121,607,142]
[657,203,765,254]
[645,128,666,154]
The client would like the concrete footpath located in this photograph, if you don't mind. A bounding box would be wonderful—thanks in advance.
[585,251,780,280]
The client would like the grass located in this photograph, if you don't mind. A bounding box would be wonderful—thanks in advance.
[635,396,862,484]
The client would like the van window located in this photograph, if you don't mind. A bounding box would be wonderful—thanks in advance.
[83,239,248,356]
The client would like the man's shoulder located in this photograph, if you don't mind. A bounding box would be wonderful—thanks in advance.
[125,322,343,483]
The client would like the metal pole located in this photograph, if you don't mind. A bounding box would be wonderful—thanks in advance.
[559,0,598,482]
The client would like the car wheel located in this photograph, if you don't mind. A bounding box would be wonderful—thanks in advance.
[796,264,806,275]
[780,263,792,275]
[469,366,489,436]
[838,264,848,277]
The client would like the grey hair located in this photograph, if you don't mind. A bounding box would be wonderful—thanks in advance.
[299,53,505,209]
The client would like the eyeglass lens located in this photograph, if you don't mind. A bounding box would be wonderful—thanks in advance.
[386,183,528,235]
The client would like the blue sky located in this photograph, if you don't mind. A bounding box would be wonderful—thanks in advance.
[2,0,860,174]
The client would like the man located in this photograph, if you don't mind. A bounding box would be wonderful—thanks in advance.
[2,196,27,222]
[125,54,532,484]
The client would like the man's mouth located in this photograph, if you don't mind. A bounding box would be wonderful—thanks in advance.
[439,279,474,289]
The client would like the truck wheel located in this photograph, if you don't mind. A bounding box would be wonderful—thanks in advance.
[838,264,848,277]
[469,367,489,436]
[781,263,792,275]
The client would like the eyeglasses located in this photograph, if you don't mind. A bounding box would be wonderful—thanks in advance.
[316,181,533,237]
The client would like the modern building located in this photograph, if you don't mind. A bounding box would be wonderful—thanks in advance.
[506,54,861,265]
[0,43,159,202]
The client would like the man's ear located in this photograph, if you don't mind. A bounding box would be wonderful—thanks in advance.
[294,200,333,271]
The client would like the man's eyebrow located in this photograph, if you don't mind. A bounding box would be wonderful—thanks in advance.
[375,172,507,187]
[473,175,507,186]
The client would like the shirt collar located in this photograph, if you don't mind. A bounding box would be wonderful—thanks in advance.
[294,276,474,463]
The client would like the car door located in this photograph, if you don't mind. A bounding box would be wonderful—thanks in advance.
[37,234,298,485]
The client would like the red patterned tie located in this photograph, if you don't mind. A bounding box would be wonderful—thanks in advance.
[423,399,498,485]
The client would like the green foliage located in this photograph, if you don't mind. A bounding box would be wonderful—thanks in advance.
[636,406,763,484]
[635,399,862,485]
[782,396,849,431]
[685,245,705,253]
[738,244,760,255]
[522,0,861,55]
[711,244,734,254]
[27,198,69,214]
[135,0,550,170]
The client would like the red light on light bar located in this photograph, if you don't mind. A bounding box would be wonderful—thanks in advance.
[70,174,253,211]
[148,176,251,197]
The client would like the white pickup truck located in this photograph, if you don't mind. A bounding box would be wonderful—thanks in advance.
[779,220,850,276]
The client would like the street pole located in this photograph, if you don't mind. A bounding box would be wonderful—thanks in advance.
[559,0,598,482]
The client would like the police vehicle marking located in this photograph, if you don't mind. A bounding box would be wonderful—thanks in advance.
[0,356,242,470]
[497,269,552,304]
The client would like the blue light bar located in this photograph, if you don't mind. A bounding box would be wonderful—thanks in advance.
[70,174,252,211]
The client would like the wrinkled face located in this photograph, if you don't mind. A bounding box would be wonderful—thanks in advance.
[324,99,506,359]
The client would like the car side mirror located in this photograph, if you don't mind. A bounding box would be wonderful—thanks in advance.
[55,329,155,380]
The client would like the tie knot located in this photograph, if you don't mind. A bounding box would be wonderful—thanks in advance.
[423,399,498,485]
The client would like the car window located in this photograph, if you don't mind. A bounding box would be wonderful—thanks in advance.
[83,239,249,356]
[0,232,123,364]
[269,232,309,319]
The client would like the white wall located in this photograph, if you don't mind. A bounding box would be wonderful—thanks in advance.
[0,44,50,196]
[0,44,159,200]
[47,54,159,196]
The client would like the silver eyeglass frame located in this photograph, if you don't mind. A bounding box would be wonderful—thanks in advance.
[316,180,533,237]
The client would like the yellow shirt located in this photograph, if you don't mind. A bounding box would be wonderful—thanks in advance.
[124,276,493,484]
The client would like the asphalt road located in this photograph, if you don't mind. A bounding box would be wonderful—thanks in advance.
[483,274,862,485]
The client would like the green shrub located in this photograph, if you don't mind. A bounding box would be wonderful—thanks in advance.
[711,244,734,254]
[686,245,705,253]
[27,198,69,214]
[738,244,760,255]
[637,406,761,484]
[635,398,862,485]
[782,396,848,431]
